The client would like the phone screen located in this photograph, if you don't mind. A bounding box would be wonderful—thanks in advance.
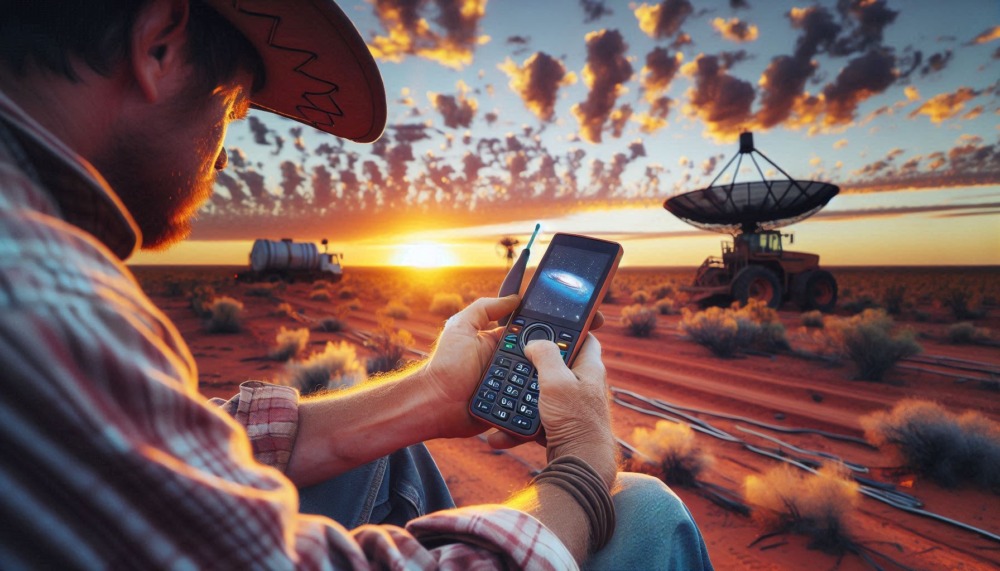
[521,244,612,324]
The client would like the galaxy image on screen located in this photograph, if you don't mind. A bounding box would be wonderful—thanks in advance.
[522,245,612,323]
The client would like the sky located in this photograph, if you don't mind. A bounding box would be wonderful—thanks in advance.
[132,0,1000,268]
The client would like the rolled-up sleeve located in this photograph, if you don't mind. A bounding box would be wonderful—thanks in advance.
[212,381,300,473]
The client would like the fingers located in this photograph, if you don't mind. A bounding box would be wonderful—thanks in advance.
[486,429,525,450]
[570,334,605,383]
[523,340,575,383]
[447,295,519,331]
[590,311,605,331]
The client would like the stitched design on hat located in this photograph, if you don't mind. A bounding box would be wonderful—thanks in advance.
[232,2,347,130]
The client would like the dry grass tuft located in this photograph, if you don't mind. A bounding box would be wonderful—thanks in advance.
[188,284,216,318]
[309,289,331,302]
[269,327,309,361]
[272,302,296,318]
[365,317,415,374]
[945,322,992,345]
[654,297,682,315]
[429,293,465,317]
[861,400,1000,490]
[680,300,788,357]
[744,464,860,552]
[631,290,651,304]
[800,310,825,328]
[283,341,367,394]
[629,421,711,487]
[205,296,244,333]
[314,316,346,333]
[621,304,658,337]
[381,300,411,320]
[820,309,921,381]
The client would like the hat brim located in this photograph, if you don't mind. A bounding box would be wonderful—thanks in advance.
[203,0,387,143]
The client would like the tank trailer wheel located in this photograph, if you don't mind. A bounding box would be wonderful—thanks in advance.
[794,270,838,312]
[732,266,783,309]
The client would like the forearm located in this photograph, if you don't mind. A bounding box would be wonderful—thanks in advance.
[285,364,437,486]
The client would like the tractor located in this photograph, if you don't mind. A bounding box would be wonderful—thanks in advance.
[665,132,839,311]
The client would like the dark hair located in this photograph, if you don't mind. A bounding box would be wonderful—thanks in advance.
[0,0,264,93]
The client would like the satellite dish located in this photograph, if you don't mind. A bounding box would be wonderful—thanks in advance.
[664,132,839,235]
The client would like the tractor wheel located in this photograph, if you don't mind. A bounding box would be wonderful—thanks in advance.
[794,270,838,312]
[732,266,783,308]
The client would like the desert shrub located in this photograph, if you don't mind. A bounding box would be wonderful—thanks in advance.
[801,310,825,328]
[314,317,346,332]
[283,341,367,394]
[914,310,931,322]
[629,421,711,487]
[272,302,296,318]
[680,301,787,357]
[429,293,464,317]
[621,304,657,337]
[681,307,756,357]
[365,318,415,374]
[840,295,880,315]
[381,300,411,320]
[654,297,681,315]
[945,322,992,345]
[337,287,357,300]
[309,289,331,302]
[188,284,216,318]
[312,279,333,290]
[245,282,277,297]
[347,300,362,311]
[651,282,675,300]
[205,296,244,333]
[821,309,921,381]
[269,327,309,361]
[882,285,906,316]
[744,464,859,551]
[861,400,1000,490]
[631,290,651,304]
[163,279,186,298]
[942,288,981,321]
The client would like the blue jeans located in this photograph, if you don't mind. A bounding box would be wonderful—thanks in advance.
[298,445,713,570]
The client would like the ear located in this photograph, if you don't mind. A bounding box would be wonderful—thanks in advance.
[130,0,191,103]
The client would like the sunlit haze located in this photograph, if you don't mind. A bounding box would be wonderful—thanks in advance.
[132,0,999,268]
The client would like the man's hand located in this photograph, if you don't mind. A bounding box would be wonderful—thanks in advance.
[419,295,520,440]
[527,336,617,485]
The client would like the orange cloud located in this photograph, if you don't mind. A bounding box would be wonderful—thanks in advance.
[634,0,693,40]
[368,0,489,69]
[970,25,1000,44]
[711,17,759,42]
[681,53,755,142]
[908,87,980,124]
[499,52,577,122]
[571,29,634,143]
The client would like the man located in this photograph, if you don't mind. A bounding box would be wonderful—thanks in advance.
[0,0,713,568]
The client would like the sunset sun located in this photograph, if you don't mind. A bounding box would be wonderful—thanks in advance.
[391,243,458,268]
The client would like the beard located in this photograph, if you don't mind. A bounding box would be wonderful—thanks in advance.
[93,121,217,251]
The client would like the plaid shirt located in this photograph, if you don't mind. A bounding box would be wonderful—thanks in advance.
[0,91,576,570]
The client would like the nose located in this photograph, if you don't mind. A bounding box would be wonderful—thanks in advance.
[215,147,228,171]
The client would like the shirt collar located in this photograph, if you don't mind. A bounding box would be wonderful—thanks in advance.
[0,89,141,260]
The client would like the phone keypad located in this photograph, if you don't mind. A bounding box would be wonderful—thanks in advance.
[471,317,578,437]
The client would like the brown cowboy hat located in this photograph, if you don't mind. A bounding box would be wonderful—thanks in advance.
[203,0,386,143]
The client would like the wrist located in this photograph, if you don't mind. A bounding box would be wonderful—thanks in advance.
[547,430,618,488]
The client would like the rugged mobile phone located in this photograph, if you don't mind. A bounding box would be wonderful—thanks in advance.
[469,233,623,438]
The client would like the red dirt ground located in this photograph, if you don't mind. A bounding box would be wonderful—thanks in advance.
[134,265,1000,570]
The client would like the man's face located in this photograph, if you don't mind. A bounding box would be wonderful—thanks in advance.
[95,71,254,250]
